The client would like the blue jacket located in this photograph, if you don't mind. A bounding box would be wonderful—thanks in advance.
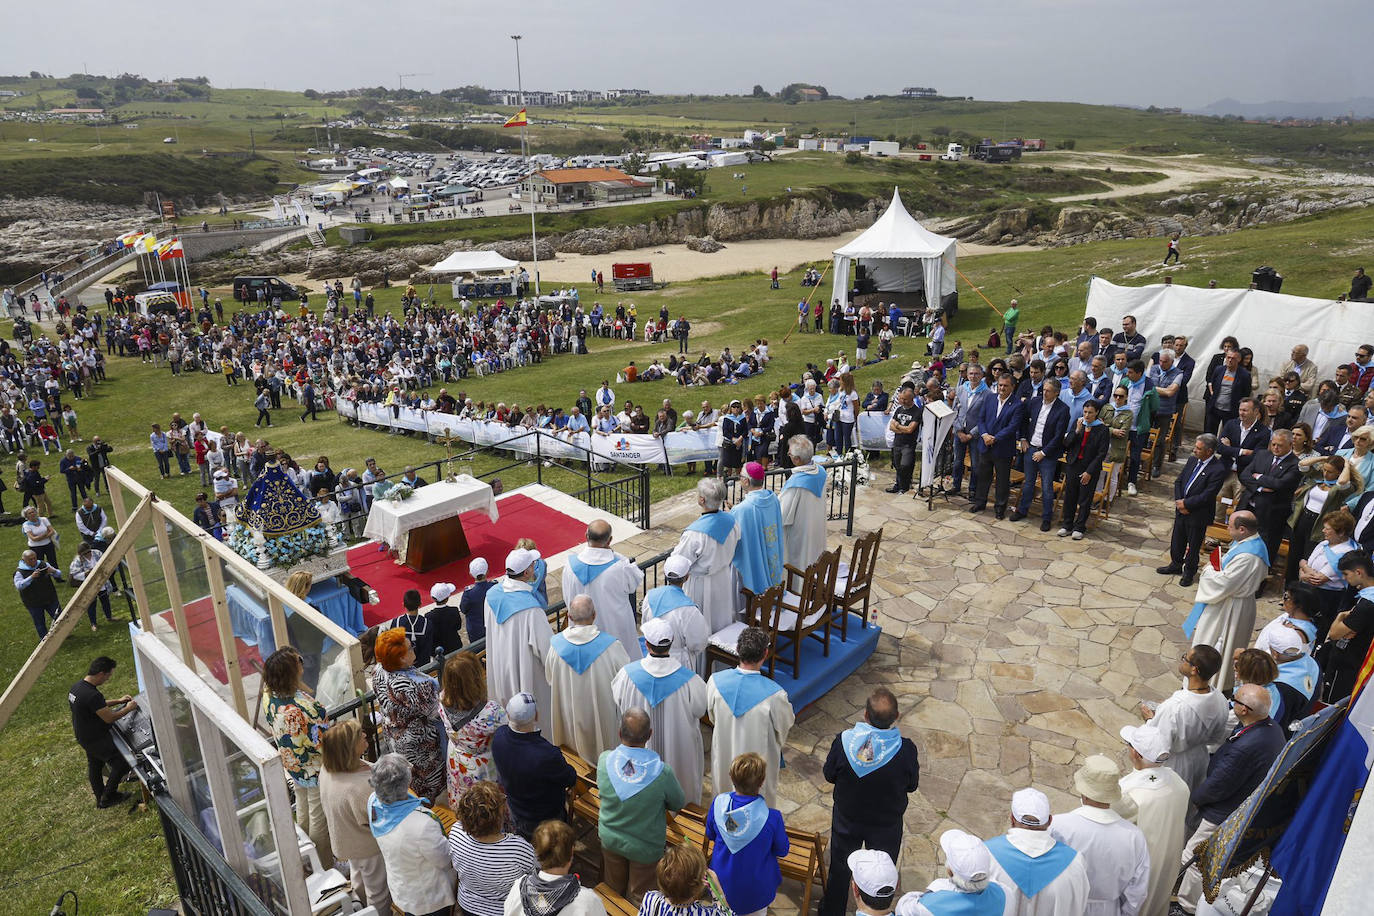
[705,793,789,914]
[1020,397,1070,461]
[975,394,1025,459]
[1193,718,1286,823]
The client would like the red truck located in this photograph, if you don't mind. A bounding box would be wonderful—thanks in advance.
[612,262,655,291]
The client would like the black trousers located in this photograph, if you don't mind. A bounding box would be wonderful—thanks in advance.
[1060,466,1101,532]
[85,742,131,804]
[820,823,902,916]
[974,451,1013,511]
[1254,501,1289,569]
[1286,508,1320,582]
[1170,510,1211,574]
[891,443,917,491]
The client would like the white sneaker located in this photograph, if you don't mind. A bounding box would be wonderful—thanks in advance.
[1057,528,1070,537]
[1127,483,1138,496]
[1072,531,1084,540]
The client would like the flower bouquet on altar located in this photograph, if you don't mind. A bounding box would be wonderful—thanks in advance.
[380,484,414,503]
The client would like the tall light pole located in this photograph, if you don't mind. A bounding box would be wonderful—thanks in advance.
[511,34,539,295]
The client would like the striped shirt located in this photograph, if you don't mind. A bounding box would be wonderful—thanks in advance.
[447,825,535,916]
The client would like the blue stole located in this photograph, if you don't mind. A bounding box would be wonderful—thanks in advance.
[532,557,549,605]
[623,660,694,708]
[606,745,663,800]
[985,835,1078,899]
[1284,616,1319,646]
[367,792,432,837]
[643,585,695,621]
[488,584,545,624]
[731,490,785,593]
[711,668,784,717]
[568,556,617,586]
[782,463,827,498]
[1183,537,1270,638]
[1320,539,1357,584]
[840,723,902,777]
[1265,682,1284,722]
[711,792,769,853]
[1276,655,1321,700]
[687,511,736,545]
[550,632,617,675]
[915,885,1007,915]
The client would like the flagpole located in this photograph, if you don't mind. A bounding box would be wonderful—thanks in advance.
[512,34,539,297]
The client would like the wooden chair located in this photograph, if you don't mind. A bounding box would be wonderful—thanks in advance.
[704,584,784,678]
[774,548,841,678]
[1140,427,1161,481]
[593,884,639,916]
[834,528,883,638]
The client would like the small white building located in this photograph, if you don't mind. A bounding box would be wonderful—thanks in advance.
[868,140,900,157]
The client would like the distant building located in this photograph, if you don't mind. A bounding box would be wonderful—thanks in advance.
[48,108,105,119]
[519,167,652,204]
[902,87,938,98]
[0,90,22,98]
[605,89,650,99]
[494,88,651,106]
[798,88,823,101]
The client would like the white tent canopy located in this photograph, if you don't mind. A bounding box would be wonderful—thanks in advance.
[831,187,957,310]
[1085,277,1366,404]
[430,251,520,274]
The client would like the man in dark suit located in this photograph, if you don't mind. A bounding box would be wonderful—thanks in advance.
[1204,349,1251,434]
[1171,335,1197,459]
[1215,398,1271,523]
[1058,400,1111,539]
[970,373,1025,519]
[1158,433,1228,586]
[1352,488,1374,553]
[1011,378,1070,530]
[1320,404,1368,455]
[1236,428,1303,567]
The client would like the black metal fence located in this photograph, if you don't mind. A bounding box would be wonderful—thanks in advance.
[721,453,860,537]
[327,549,673,758]
[151,790,275,916]
[331,427,653,531]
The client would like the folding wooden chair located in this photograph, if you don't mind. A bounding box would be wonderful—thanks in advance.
[834,528,883,638]
[704,584,784,678]
[774,548,840,678]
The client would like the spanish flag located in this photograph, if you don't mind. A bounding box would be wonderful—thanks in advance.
[503,108,528,128]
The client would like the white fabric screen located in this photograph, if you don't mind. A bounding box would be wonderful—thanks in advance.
[1085,278,1367,403]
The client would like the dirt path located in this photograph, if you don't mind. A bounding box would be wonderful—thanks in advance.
[1042,151,1279,203]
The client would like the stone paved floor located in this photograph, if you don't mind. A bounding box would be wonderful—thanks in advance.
[594,459,1239,911]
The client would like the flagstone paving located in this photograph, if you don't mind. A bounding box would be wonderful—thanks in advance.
[589,461,1253,910]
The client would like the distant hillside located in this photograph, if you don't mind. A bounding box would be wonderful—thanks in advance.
[1193,97,1374,120]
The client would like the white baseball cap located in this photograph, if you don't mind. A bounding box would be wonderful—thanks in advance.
[505,548,538,575]
[1268,626,1305,658]
[1120,725,1172,764]
[506,691,537,725]
[939,829,992,883]
[1010,787,1051,827]
[641,616,674,648]
[847,849,898,897]
[430,582,455,602]
[469,557,489,578]
[665,555,691,579]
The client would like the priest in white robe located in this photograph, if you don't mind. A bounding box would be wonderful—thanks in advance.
[611,617,708,806]
[779,435,828,570]
[1184,511,1269,691]
[561,519,645,660]
[545,594,631,764]
[730,461,785,598]
[670,478,742,633]
[1049,755,1151,916]
[1134,644,1231,793]
[484,547,553,723]
[705,625,795,806]
[639,555,710,674]
[1119,728,1190,916]
[986,788,1090,916]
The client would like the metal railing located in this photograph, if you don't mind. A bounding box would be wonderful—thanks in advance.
[327,549,672,759]
[722,453,860,537]
[151,790,275,916]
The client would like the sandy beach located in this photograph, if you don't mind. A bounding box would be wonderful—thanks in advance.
[529,232,1034,285]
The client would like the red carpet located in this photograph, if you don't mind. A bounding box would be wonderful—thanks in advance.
[348,493,589,627]
[160,597,263,685]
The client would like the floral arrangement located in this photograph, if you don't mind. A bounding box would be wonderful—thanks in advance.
[380,483,414,503]
[827,449,872,495]
[228,522,334,570]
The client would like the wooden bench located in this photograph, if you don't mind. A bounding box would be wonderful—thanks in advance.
[594,883,638,916]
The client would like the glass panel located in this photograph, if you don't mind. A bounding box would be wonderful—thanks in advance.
[222,560,273,705]
[204,726,291,914]
[164,678,216,849]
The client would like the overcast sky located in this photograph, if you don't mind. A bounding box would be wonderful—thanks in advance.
[5,0,1365,109]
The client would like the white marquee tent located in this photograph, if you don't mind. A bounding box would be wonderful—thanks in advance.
[430,250,520,274]
[1085,277,1367,404]
[831,187,957,310]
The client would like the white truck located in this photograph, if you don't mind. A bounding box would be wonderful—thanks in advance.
[940,143,963,161]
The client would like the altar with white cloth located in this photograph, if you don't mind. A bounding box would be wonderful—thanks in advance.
[362,475,499,572]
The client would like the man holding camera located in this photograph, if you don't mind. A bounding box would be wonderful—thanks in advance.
[14,548,65,640]
[69,656,139,808]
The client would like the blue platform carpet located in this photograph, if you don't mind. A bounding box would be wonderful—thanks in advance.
[772,612,881,712]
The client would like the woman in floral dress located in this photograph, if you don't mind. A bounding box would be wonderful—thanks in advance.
[373,627,448,804]
[260,647,334,867]
[440,652,507,805]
